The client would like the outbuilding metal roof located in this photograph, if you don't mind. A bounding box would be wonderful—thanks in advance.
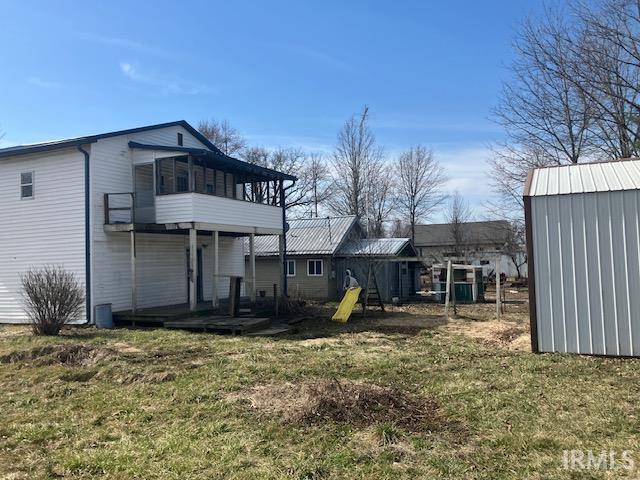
[337,238,415,257]
[414,221,510,247]
[524,159,640,197]
[249,215,358,256]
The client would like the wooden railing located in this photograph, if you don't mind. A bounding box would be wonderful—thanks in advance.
[104,192,135,224]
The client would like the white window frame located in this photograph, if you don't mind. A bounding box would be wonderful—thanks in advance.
[286,259,296,277]
[20,171,34,200]
[307,259,323,277]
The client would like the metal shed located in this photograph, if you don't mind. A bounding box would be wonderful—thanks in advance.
[524,159,640,356]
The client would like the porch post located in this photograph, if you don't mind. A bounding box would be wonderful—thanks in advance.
[130,229,137,313]
[278,234,285,297]
[212,230,219,308]
[189,228,197,311]
[249,233,256,303]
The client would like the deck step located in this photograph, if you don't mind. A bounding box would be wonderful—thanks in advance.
[163,316,270,335]
[245,325,295,337]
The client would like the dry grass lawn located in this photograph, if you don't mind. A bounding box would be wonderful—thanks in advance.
[1,293,640,479]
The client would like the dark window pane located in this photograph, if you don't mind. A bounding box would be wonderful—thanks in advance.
[21,185,33,198]
[21,172,32,184]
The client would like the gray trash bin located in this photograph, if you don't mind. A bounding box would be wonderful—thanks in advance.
[94,303,113,329]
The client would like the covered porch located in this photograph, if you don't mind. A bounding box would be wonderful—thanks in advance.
[101,225,285,315]
[99,140,296,316]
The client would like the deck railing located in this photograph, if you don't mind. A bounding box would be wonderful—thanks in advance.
[104,192,135,224]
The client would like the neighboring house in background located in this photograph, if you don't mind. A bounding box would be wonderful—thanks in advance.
[245,216,421,301]
[0,120,294,323]
[414,220,527,278]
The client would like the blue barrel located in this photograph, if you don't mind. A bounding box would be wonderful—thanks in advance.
[94,303,113,329]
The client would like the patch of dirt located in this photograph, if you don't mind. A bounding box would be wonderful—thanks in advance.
[228,378,447,432]
[0,343,116,366]
[110,342,143,354]
[445,319,530,351]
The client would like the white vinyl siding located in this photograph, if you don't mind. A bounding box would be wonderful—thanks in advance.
[0,149,86,323]
[93,233,244,312]
[155,193,282,233]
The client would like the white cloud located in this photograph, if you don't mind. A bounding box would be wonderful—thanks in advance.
[27,76,62,89]
[119,62,214,95]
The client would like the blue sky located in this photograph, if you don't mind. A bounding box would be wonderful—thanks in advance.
[0,0,545,220]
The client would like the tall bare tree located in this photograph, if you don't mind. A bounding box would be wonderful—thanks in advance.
[445,191,472,259]
[328,106,384,233]
[396,146,447,243]
[307,153,333,217]
[490,0,640,212]
[198,118,246,156]
[366,162,396,237]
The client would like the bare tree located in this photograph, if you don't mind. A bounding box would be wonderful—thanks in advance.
[243,146,314,211]
[445,191,472,259]
[490,0,640,211]
[389,219,409,238]
[396,146,447,244]
[366,162,396,237]
[21,266,85,336]
[307,153,333,217]
[502,220,527,279]
[328,106,384,233]
[198,118,246,156]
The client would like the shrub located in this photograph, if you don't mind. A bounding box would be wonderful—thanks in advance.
[21,266,85,336]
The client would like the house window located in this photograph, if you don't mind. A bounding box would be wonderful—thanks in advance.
[20,171,34,199]
[307,259,323,276]
[287,260,296,277]
[177,132,183,146]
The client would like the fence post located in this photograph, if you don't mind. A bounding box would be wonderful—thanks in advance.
[444,260,452,319]
[496,257,501,320]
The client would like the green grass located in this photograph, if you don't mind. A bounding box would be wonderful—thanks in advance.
[1,307,639,479]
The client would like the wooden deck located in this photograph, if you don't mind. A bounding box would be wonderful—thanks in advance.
[112,303,281,335]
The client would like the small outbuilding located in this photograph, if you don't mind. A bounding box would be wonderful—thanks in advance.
[524,160,640,356]
[431,264,484,303]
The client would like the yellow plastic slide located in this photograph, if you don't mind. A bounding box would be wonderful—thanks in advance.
[332,287,362,323]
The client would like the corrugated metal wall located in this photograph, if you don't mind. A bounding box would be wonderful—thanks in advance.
[530,190,640,356]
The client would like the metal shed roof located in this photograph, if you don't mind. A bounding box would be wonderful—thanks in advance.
[249,215,358,256]
[337,238,415,257]
[524,159,640,197]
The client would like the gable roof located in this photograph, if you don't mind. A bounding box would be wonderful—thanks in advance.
[414,220,510,247]
[524,158,640,197]
[0,120,221,159]
[337,238,417,257]
[248,215,358,257]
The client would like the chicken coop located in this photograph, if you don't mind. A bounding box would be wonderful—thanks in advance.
[432,263,484,303]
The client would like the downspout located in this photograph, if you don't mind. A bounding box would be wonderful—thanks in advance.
[78,145,91,324]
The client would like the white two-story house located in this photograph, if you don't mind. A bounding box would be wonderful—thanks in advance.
[0,120,295,323]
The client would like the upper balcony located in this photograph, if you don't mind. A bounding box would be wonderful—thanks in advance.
[104,143,295,235]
